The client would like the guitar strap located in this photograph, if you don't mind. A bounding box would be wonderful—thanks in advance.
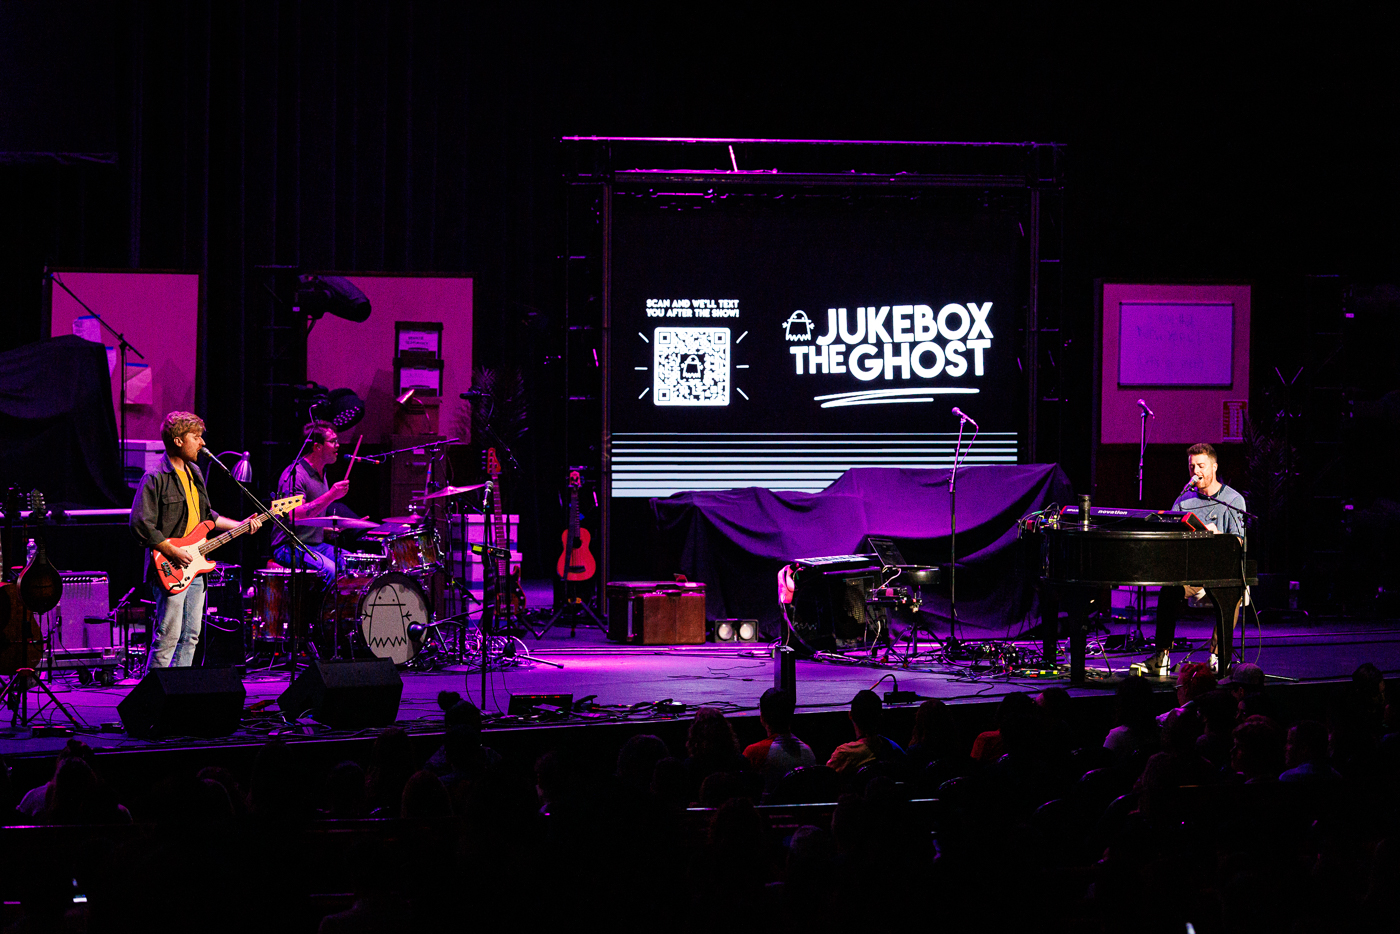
[176,466,201,536]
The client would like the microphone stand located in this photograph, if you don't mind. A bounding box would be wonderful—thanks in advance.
[46,270,147,484]
[202,452,317,676]
[944,414,978,659]
[1127,406,1152,650]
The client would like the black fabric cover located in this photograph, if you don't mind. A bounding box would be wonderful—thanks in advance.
[0,336,127,507]
[651,465,1075,637]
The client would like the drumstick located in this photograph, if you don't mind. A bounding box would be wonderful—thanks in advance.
[344,435,364,483]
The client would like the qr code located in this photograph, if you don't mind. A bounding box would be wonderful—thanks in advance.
[653,327,730,406]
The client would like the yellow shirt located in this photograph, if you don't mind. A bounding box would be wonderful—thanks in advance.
[176,466,200,537]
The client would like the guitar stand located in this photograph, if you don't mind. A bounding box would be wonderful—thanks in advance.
[0,667,83,732]
[536,593,605,639]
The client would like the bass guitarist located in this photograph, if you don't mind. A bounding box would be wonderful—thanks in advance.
[130,411,263,669]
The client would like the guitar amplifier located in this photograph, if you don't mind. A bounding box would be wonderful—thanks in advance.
[606,581,706,645]
[37,572,110,651]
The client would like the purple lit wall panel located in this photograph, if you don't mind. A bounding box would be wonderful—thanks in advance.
[1099,283,1250,444]
[47,270,200,442]
[306,275,472,442]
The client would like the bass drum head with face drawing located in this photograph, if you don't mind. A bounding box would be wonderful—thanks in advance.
[357,571,427,665]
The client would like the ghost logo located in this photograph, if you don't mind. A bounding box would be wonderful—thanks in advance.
[782,311,814,342]
[682,354,703,378]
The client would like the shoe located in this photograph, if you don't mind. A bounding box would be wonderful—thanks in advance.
[1146,650,1170,677]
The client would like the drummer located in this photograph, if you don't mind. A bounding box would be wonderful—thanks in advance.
[272,420,354,583]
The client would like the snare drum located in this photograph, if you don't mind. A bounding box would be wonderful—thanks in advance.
[384,528,443,574]
[252,568,325,640]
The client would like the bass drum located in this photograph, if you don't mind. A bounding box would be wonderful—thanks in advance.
[353,571,427,665]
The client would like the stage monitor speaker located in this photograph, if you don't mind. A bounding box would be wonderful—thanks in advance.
[117,668,246,739]
[711,618,759,643]
[277,658,403,729]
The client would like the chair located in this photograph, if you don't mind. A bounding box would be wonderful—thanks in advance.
[770,765,842,805]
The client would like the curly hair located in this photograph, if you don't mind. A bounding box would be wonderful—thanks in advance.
[686,707,739,761]
[161,411,205,450]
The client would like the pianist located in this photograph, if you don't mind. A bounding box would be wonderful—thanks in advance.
[1149,443,1247,675]
[1172,443,1246,536]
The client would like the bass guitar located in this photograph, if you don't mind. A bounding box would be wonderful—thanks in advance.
[555,469,596,581]
[152,493,302,594]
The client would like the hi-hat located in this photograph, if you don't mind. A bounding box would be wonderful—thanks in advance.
[380,516,426,525]
[413,483,486,501]
[297,516,378,530]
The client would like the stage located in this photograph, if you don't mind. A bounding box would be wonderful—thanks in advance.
[4,586,1398,765]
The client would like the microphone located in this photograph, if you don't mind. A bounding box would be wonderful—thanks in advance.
[951,406,979,428]
[1181,476,1199,495]
[1137,398,1155,417]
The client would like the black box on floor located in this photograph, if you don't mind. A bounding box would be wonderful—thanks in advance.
[278,658,403,729]
[117,667,246,739]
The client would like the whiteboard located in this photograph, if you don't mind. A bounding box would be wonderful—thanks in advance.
[1118,302,1233,387]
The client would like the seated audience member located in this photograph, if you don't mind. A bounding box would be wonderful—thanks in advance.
[649,756,690,811]
[197,766,251,821]
[742,688,815,801]
[1194,688,1239,768]
[1223,662,1282,722]
[321,761,368,819]
[425,698,493,775]
[1035,687,1080,756]
[35,758,127,825]
[401,769,453,819]
[827,690,907,775]
[364,727,418,818]
[1231,715,1285,782]
[1279,719,1343,784]
[616,734,670,796]
[1156,661,1218,726]
[1103,675,1161,760]
[684,707,750,797]
[17,739,97,818]
[436,712,503,789]
[908,698,964,767]
[971,692,1034,763]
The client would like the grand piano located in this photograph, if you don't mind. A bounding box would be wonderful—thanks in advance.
[1036,505,1256,683]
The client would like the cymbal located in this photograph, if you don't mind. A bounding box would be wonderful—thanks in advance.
[297,516,378,530]
[413,483,486,501]
[380,516,426,525]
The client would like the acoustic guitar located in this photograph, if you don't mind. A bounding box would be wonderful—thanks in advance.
[556,469,596,581]
[152,493,302,594]
[483,448,526,628]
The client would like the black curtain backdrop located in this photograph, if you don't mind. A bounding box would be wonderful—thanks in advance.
[2,2,1399,578]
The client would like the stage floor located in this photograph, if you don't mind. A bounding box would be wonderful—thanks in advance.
[4,595,1400,759]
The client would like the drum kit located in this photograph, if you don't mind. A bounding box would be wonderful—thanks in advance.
[242,481,530,671]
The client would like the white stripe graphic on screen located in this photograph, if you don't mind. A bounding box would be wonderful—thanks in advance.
[638,332,649,343]
[736,388,749,400]
[638,388,649,399]
[813,387,980,408]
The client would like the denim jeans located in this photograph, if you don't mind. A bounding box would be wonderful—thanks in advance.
[148,575,206,669]
[274,542,343,585]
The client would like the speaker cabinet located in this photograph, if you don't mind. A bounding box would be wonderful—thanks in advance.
[606,581,706,645]
[117,668,246,739]
[277,658,403,729]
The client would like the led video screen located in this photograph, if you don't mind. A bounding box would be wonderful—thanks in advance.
[609,189,1029,499]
